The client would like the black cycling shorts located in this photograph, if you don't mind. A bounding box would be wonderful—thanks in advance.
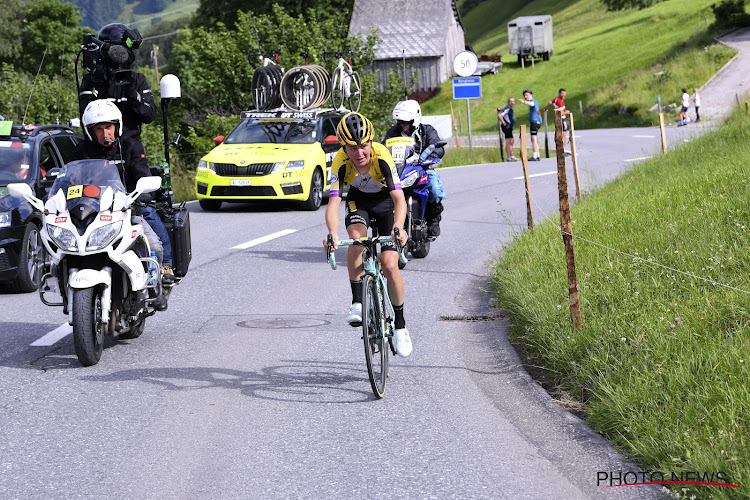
[345,188,397,252]
[530,121,542,135]
[501,126,513,139]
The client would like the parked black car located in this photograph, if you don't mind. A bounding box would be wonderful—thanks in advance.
[0,123,83,292]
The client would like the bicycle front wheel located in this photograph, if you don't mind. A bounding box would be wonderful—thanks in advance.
[362,274,388,398]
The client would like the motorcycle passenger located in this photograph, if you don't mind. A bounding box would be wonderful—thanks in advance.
[383,99,446,238]
[323,112,412,357]
[73,99,170,310]
[78,23,156,143]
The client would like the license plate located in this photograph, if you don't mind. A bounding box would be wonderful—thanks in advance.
[231,179,252,186]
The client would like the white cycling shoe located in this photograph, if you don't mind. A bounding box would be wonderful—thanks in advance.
[347,302,362,326]
[393,328,413,357]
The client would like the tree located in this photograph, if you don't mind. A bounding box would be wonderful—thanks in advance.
[0,0,24,62]
[192,0,353,30]
[600,0,664,10]
[711,0,750,28]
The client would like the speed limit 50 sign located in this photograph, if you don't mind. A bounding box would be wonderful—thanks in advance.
[453,51,478,77]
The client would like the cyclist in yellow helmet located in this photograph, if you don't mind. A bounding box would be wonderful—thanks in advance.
[323,112,412,357]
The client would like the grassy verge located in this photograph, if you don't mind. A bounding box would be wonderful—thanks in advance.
[491,107,750,498]
[424,0,735,132]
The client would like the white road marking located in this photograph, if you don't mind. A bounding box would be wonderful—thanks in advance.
[632,135,655,138]
[31,323,72,346]
[233,229,298,249]
[624,156,652,162]
[513,171,557,180]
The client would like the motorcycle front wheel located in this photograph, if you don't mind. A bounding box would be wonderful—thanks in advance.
[72,287,105,366]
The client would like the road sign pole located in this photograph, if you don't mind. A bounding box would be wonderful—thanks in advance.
[466,98,472,159]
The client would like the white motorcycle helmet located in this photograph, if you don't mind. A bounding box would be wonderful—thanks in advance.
[82,99,123,142]
[393,99,422,129]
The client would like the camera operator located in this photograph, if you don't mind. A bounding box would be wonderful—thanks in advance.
[78,23,156,143]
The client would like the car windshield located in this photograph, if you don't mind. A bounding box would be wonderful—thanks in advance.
[224,119,318,145]
[0,142,33,185]
[50,160,127,212]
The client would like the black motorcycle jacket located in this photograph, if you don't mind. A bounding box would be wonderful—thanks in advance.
[383,123,445,159]
[73,136,154,203]
[78,71,156,142]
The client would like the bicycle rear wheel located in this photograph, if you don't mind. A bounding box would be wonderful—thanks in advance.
[362,274,387,398]
[330,67,344,110]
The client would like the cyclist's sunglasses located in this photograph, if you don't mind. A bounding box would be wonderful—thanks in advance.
[397,120,413,127]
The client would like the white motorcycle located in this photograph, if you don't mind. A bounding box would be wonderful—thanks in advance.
[8,159,164,366]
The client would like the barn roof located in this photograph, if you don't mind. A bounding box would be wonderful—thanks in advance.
[349,0,464,60]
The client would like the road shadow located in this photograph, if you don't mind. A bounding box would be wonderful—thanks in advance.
[243,246,322,264]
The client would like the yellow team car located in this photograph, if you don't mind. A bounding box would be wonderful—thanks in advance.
[195,109,345,211]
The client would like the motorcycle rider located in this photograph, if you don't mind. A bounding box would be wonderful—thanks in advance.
[73,99,169,310]
[78,23,156,143]
[383,99,445,238]
[323,112,412,357]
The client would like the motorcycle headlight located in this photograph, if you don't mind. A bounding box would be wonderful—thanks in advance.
[86,221,123,251]
[401,170,419,188]
[285,160,305,171]
[0,212,10,228]
[47,224,77,251]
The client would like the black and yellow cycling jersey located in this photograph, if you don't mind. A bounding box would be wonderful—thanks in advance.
[329,142,401,197]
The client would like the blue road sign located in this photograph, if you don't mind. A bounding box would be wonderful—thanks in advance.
[453,77,482,100]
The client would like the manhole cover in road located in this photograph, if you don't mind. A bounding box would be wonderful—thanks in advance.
[236,317,330,329]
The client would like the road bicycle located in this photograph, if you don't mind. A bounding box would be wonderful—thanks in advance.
[323,50,362,112]
[327,226,407,398]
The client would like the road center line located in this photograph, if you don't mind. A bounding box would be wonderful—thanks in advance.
[624,156,652,162]
[513,171,557,180]
[31,323,72,346]
[233,229,298,249]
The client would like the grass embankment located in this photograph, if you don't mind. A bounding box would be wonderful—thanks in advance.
[491,109,750,498]
[425,0,735,132]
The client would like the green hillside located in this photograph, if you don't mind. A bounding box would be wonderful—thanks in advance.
[424,0,736,131]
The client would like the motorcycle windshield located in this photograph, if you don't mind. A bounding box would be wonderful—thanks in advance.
[50,160,126,212]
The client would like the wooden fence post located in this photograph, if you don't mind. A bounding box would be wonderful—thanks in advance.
[658,112,667,154]
[568,112,581,200]
[555,110,582,331]
[450,101,459,147]
[520,124,533,229]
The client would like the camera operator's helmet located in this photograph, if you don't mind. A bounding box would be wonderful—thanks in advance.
[82,99,123,141]
[336,112,374,146]
[393,100,422,129]
[98,23,142,68]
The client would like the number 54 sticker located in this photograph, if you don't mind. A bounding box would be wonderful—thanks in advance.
[67,185,83,199]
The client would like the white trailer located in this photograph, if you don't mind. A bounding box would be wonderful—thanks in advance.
[508,15,553,64]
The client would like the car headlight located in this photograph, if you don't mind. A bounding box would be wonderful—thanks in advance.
[270,162,285,173]
[47,224,77,251]
[286,160,305,171]
[86,221,123,251]
[401,170,419,188]
[0,212,10,228]
[198,160,208,171]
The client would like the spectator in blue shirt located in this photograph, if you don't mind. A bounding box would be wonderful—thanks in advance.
[518,89,543,161]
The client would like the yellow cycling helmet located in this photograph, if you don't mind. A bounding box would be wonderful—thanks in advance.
[336,112,374,146]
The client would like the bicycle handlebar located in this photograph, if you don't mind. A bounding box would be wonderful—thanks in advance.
[327,229,407,270]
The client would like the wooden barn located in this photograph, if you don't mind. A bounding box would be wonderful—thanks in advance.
[349,0,466,98]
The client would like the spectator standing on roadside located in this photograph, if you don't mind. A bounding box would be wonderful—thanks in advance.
[692,88,701,121]
[518,90,542,161]
[680,88,690,123]
[544,88,571,148]
[497,98,518,162]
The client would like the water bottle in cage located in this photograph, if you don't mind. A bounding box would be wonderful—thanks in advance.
[160,158,171,190]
